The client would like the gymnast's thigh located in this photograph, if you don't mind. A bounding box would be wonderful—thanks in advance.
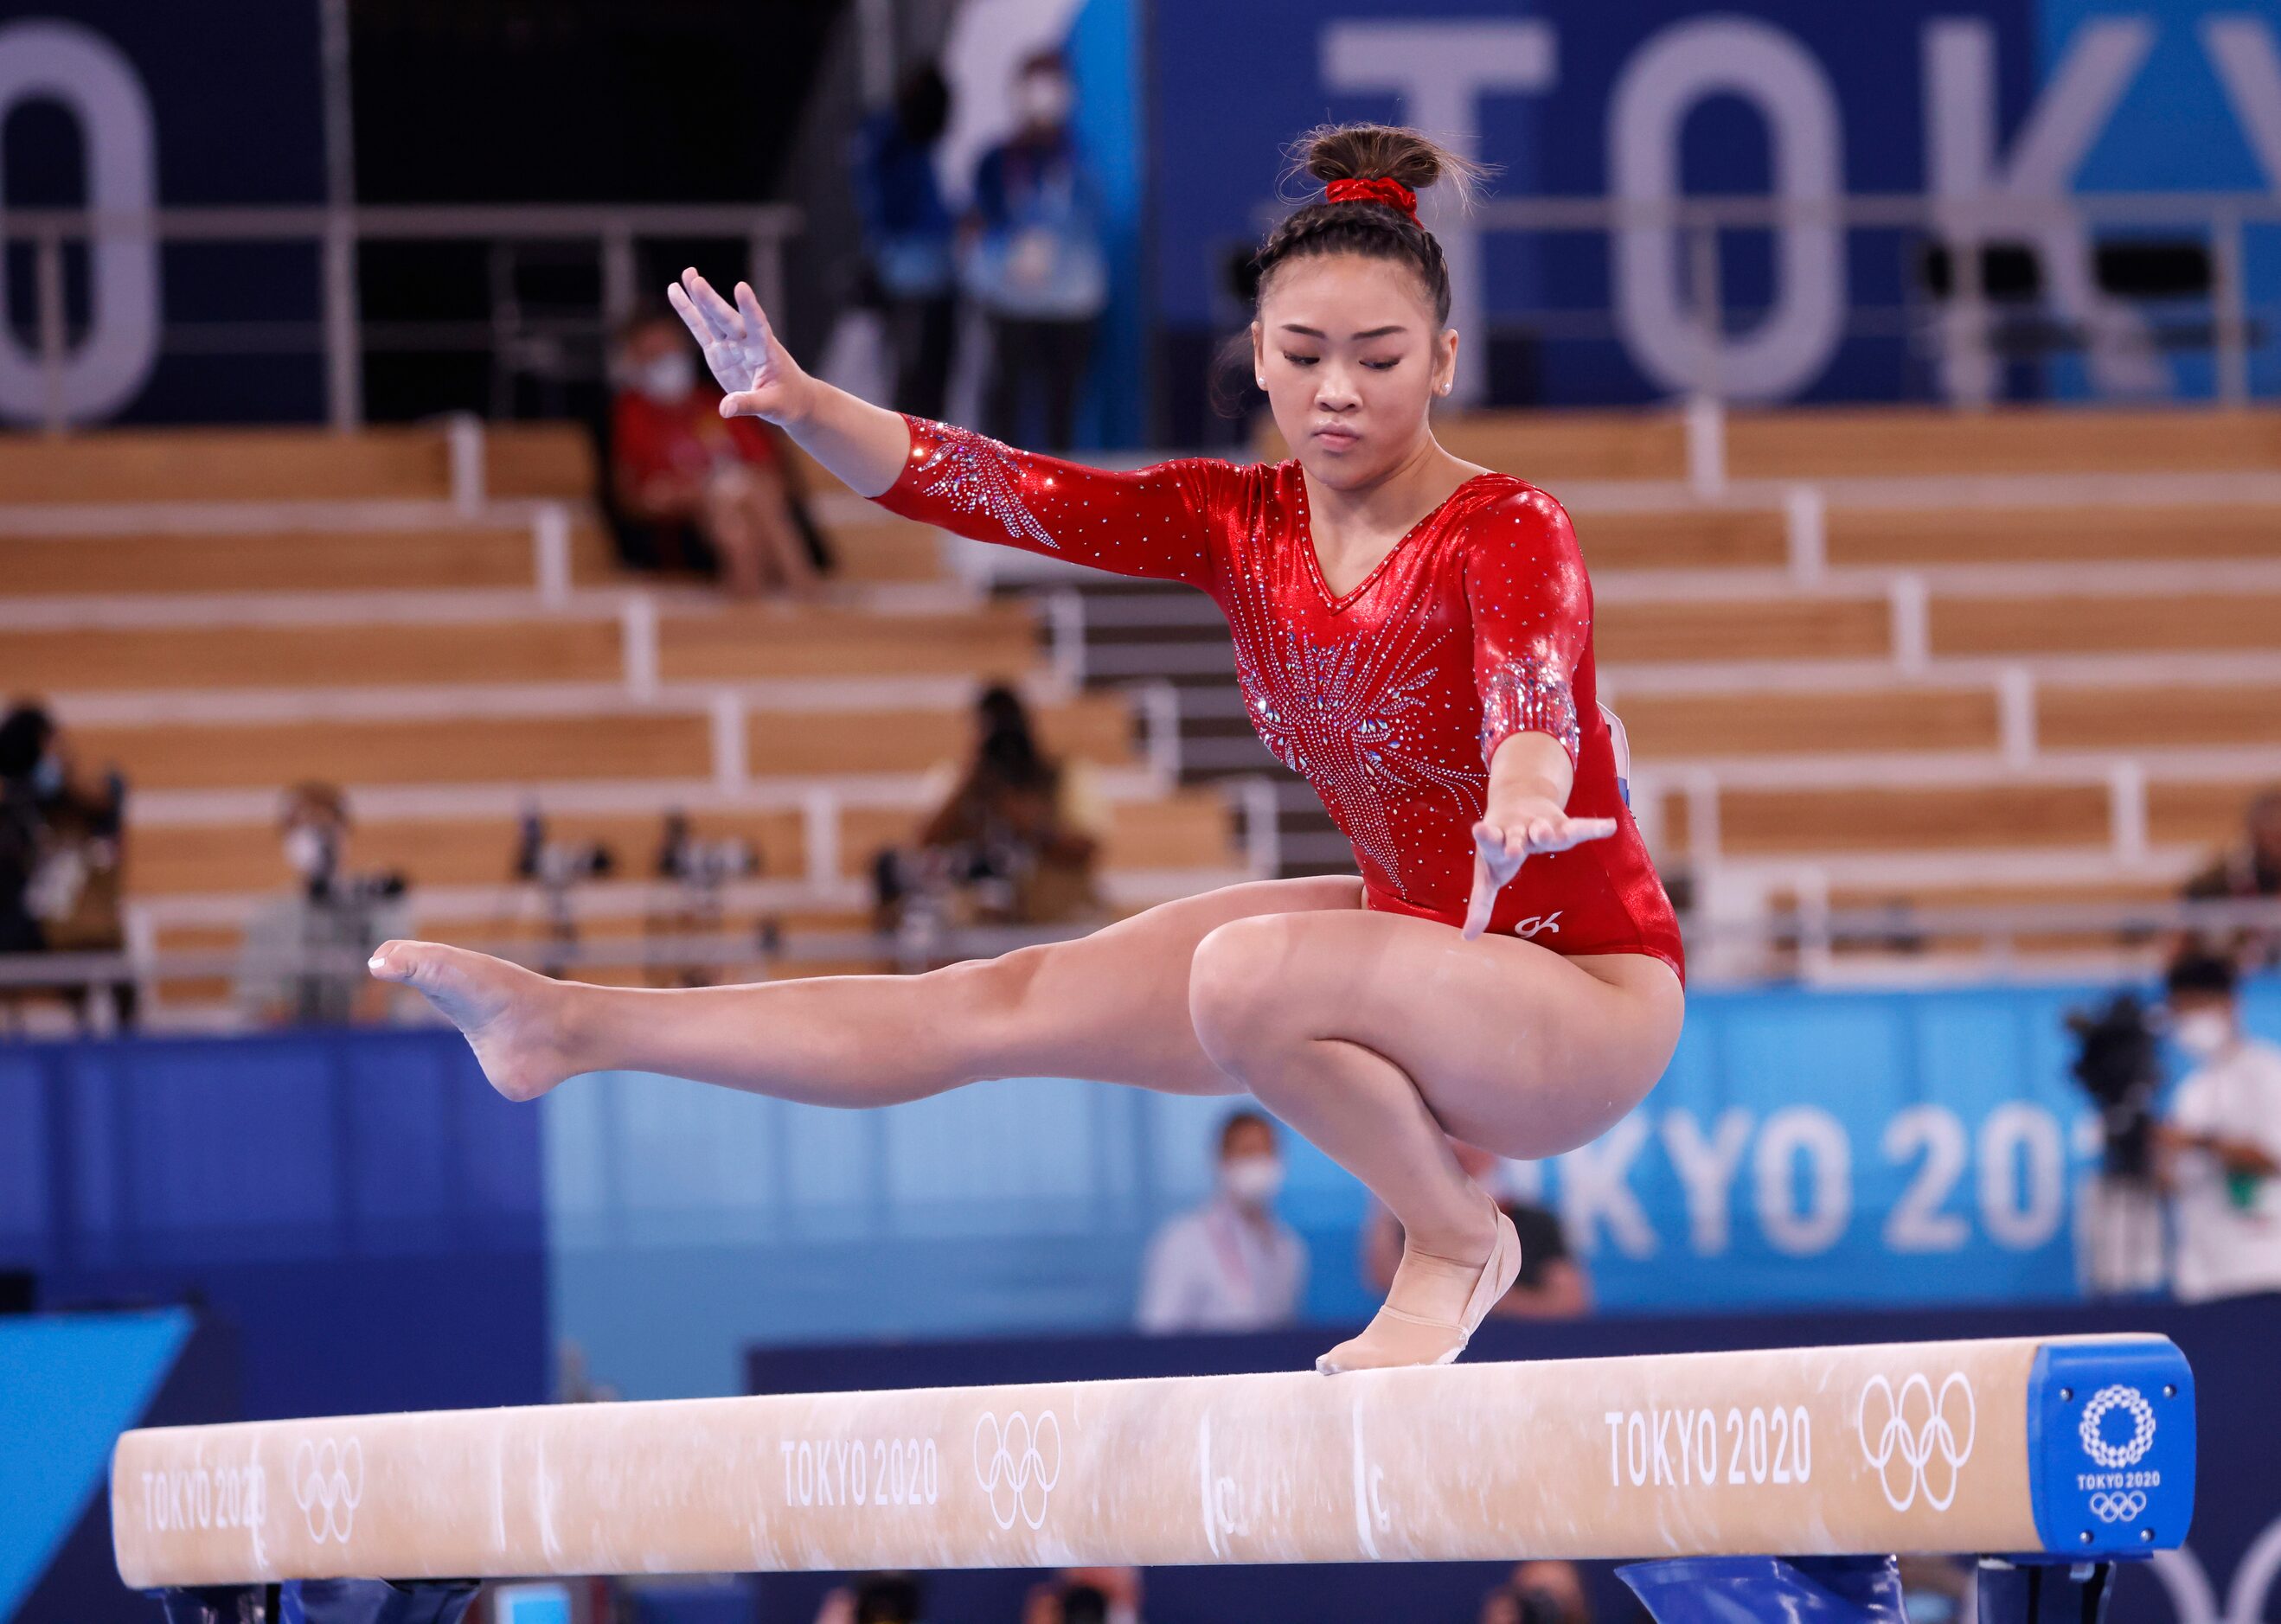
[984,873,1366,1097]
[1190,907,1684,1154]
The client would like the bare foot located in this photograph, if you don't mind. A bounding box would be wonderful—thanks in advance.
[1317,1208,1519,1374]
[368,940,583,1103]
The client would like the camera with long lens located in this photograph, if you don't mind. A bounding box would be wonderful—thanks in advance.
[2065,991,2162,1181]
[656,810,759,889]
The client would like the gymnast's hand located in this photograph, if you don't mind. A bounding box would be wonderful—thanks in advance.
[665,266,814,425]
[1461,804,1618,941]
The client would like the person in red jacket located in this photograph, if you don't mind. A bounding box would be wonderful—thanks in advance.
[375,124,1684,1376]
[611,310,815,597]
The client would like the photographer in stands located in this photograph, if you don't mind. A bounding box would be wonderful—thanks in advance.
[2155,950,2281,1302]
[236,782,411,1026]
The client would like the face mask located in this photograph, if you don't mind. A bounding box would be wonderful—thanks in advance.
[29,754,62,797]
[2173,1010,2234,1060]
[1221,1154,1284,1205]
[1105,1607,1138,1624]
[283,823,336,881]
[1017,73,1072,126]
[636,351,695,403]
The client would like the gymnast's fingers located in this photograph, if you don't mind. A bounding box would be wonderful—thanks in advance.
[734,281,775,348]
[674,270,732,341]
[1461,848,1496,941]
[685,267,744,337]
[664,282,713,345]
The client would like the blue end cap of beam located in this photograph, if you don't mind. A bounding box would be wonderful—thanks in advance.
[2027,1338,2195,1557]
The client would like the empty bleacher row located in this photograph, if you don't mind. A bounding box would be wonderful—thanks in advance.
[1,423,1253,1022]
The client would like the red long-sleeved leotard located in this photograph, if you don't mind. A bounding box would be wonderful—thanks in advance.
[874,415,1685,981]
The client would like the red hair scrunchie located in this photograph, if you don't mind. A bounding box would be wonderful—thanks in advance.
[1324,176,1419,224]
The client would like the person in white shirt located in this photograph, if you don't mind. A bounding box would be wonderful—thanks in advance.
[2156,952,2281,1302]
[1137,1110,1307,1333]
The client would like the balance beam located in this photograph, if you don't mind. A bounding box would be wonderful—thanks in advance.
[112,1334,2193,1589]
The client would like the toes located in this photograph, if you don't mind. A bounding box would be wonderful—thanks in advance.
[368,940,430,983]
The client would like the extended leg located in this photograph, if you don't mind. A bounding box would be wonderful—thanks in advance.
[369,877,1362,1106]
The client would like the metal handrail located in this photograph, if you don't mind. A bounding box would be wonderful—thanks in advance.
[0,200,801,435]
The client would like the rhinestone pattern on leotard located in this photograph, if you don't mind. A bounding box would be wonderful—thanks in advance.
[1479,654,1581,767]
[900,418,1059,551]
[1226,566,1486,896]
[870,414,1684,978]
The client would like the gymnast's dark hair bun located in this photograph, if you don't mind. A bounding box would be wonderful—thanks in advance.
[1250,123,1496,327]
[1291,122,1488,208]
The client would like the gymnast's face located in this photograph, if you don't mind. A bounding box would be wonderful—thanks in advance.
[1252,253,1457,491]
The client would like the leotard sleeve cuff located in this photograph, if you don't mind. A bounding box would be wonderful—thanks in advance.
[1479,655,1581,770]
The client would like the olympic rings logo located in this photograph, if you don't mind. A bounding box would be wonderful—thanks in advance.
[974,1410,1060,1531]
[290,1437,363,1544]
[2090,1489,2150,1524]
[1857,1372,1977,1512]
[2079,1384,2157,1469]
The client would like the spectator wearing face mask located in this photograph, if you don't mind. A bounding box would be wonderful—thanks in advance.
[2154,950,2281,1302]
[235,783,413,1027]
[1136,1109,1307,1333]
[608,310,819,597]
[963,48,1106,451]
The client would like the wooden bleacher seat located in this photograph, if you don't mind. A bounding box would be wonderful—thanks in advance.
[1826,504,2281,568]
[1611,687,2001,759]
[1594,596,1892,663]
[1930,590,2281,656]
[1714,782,2112,854]
[1725,406,2281,480]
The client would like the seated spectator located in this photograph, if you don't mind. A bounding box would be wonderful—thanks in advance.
[2183,786,2281,968]
[235,783,412,1027]
[874,685,1105,938]
[1479,1560,1592,1624]
[607,310,819,598]
[2155,950,2281,1302]
[1364,1138,1591,1320]
[0,700,131,1030]
[1137,1109,1307,1333]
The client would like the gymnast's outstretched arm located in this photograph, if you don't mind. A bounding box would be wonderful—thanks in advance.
[667,267,1230,590]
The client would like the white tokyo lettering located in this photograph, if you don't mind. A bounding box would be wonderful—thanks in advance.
[1603,1404,1806,1490]
[2089,1489,2149,1524]
[974,1410,1060,1531]
[2078,1384,2156,1469]
[1856,1373,1975,1512]
[782,1435,939,1509]
[291,1438,363,1544]
[141,1463,266,1533]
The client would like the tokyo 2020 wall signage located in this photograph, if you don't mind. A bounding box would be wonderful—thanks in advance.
[0,1,326,425]
[1147,0,2281,408]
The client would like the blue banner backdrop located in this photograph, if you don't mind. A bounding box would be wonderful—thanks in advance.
[0,0,330,424]
[1145,0,2281,412]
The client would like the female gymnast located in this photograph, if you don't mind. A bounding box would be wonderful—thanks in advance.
[369,124,1685,1375]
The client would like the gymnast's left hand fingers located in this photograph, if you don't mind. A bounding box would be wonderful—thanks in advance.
[1461,846,1498,941]
[1524,815,1618,856]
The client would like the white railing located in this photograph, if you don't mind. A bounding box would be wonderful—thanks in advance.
[0,201,799,433]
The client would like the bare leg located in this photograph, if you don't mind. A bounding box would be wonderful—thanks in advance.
[1188,911,1682,1370]
[730,466,818,596]
[367,876,1363,1105]
[697,472,766,596]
